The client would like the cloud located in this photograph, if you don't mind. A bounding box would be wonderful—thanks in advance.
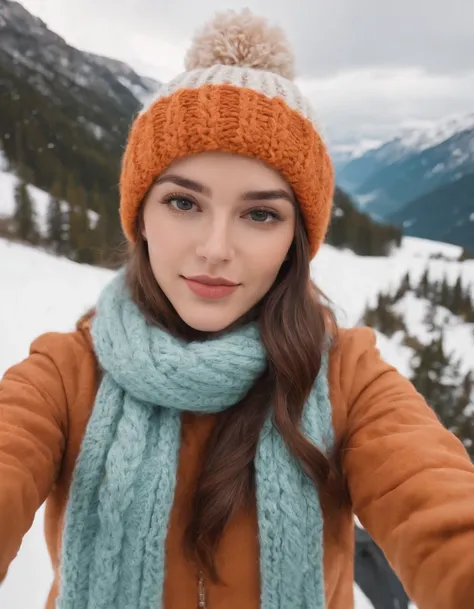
[22,0,474,78]
[300,67,474,143]
[19,0,474,143]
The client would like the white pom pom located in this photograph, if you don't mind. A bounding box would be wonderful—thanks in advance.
[184,8,295,81]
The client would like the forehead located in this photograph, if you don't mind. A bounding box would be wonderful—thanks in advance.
[161,152,292,192]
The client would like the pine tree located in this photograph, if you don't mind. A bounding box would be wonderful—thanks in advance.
[460,285,474,322]
[417,268,429,299]
[458,372,473,415]
[433,278,443,302]
[458,248,474,262]
[13,178,39,244]
[46,193,68,255]
[393,271,412,302]
[67,184,98,265]
[89,189,109,265]
[439,275,450,309]
[424,302,438,334]
[362,304,378,328]
[465,294,474,324]
[362,291,405,337]
[412,337,474,459]
[451,276,464,315]
[412,335,448,406]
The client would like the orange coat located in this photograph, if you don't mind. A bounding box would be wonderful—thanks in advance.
[1,320,474,609]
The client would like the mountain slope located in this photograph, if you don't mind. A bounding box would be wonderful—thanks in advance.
[0,0,160,252]
[388,172,474,250]
[336,114,474,249]
[338,114,474,196]
[360,126,474,219]
[326,188,401,256]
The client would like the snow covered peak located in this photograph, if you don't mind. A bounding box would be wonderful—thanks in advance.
[336,112,474,170]
[395,113,474,154]
[0,0,160,107]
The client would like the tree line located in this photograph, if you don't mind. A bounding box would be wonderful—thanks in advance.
[362,268,474,458]
[5,170,112,266]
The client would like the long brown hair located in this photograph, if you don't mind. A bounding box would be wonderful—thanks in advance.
[125,205,341,582]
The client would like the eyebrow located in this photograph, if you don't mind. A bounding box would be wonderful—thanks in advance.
[155,174,294,204]
[155,174,211,196]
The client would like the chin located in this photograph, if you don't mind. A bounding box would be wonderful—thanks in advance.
[177,307,241,334]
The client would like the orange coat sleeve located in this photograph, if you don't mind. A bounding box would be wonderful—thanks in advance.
[340,327,474,609]
[0,334,69,583]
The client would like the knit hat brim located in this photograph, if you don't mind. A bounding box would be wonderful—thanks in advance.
[120,84,334,259]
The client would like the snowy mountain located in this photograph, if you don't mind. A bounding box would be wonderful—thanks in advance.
[329,139,383,175]
[0,0,158,108]
[336,113,474,250]
[359,125,474,218]
[0,0,161,256]
[338,114,474,195]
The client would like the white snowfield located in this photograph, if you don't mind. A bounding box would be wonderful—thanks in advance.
[0,235,472,609]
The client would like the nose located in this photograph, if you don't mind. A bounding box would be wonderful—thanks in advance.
[195,217,234,264]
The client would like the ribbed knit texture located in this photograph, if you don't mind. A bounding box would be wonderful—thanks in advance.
[120,81,334,259]
[56,271,334,609]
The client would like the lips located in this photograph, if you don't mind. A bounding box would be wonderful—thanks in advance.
[185,275,239,287]
[183,275,240,300]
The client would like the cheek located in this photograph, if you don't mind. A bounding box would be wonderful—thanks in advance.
[243,232,293,294]
[258,226,294,268]
[143,207,183,265]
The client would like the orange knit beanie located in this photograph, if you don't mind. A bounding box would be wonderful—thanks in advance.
[119,9,334,259]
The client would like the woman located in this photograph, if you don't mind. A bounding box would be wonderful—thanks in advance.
[1,9,474,609]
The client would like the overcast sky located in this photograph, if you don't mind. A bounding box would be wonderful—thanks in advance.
[18,0,474,148]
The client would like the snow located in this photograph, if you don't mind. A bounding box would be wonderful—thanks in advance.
[372,330,414,378]
[429,161,445,175]
[311,237,472,326]
[0,166,99,235]
[354,586,377,609]
[0,168,51,235]
[391,293,474,376]
[346,112,474,176]
[1,233,473,608]
[398,236,462,259]
[330,138,383,161]
[354,191,378,207]
[396,112,474,154]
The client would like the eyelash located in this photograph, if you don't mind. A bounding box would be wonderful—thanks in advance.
[161,193,283,223]
[162,193,198,212]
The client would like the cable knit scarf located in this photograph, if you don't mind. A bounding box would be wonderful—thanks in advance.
[56,271,334,609]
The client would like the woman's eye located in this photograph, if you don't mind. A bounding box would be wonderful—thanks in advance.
[247,209,279,223]
[166,197,196,212]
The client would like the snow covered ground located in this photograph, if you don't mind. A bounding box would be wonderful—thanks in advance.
[0,235,472,608]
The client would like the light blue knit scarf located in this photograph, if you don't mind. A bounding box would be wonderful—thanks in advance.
[56,271,334,609]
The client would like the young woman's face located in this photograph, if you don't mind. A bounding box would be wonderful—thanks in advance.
[142,152,296,332]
